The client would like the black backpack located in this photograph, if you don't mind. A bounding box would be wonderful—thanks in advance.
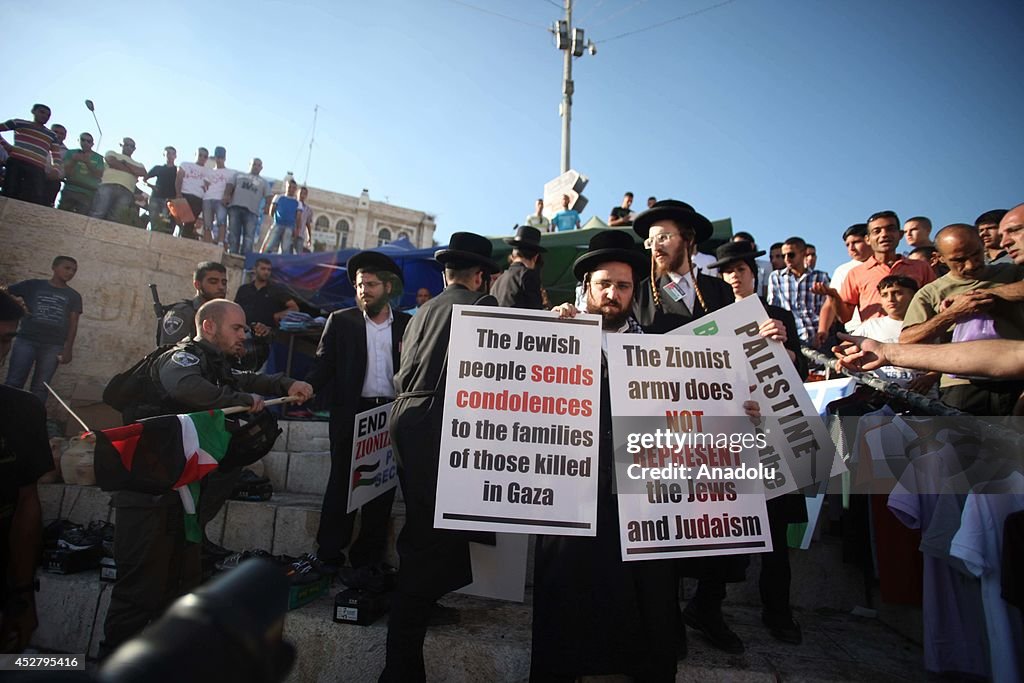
[102,345,177,423]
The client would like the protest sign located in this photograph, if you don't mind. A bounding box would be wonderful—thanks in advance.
[347,404,399,513]
[672,296,842,495]
[606,333,772,560]
[434,305,602,536]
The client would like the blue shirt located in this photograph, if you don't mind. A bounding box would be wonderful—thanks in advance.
[551,210,580,232]
[766,267,830,344]
[273,195,300,226]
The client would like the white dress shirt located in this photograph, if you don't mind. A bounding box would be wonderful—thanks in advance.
[361,307,396,398]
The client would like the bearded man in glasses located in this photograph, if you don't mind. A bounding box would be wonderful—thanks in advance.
[631,199,734,334]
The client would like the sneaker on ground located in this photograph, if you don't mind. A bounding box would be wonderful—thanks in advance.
[215,549,272,572]
[285,557,322,585]
[58,526,100,551]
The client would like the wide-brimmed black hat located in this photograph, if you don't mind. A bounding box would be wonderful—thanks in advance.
[435,232,499,274]
[346,250,404,284]
[504,225,547,253]
[632,199,714,243]
[708,241,766,271]
[572,230,648,281]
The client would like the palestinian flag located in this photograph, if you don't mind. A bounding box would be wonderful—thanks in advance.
[94,410,232,541]
[352,462,380,489]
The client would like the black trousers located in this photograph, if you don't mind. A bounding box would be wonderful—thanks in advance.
[2,157,46,204]
[199,468,243,532]
[179,193,204,239]
[317,400,397,566]
[759,503,794,619]
[104,502,201,650]
[379,591,439,683]
[691,500,796,619]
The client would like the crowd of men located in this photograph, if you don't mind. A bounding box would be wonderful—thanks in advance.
[3,166,1024,678]
[0,103,313,256]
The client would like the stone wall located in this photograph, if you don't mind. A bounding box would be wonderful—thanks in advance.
[0,197,244,431]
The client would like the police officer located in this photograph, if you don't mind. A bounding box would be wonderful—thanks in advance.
[102,299,313,654]
[158,261,228,345]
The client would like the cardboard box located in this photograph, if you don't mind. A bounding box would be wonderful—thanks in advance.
[45,546,102,574]
[288,576,329,610]
[333,588,390,626]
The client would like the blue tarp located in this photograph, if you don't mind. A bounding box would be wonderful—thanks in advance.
[245,236,444,312]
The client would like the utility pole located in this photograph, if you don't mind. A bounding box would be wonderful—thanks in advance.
[554,0,595,175]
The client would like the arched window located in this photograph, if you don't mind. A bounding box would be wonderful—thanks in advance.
[377,228,391,247]
[315,215,329,230]
[336,219,350,249]
[398,231,411,243]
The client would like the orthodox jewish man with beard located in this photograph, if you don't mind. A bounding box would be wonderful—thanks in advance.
[306,251,410,585]
[381,233,500,682]
[632,199,734,334]
[631,200,751,655]
[531,230,680,682]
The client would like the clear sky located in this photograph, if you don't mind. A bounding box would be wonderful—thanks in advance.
[4,0,1022,273]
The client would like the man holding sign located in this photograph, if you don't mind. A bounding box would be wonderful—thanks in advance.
[381,233,500,682]
[306,251,410,586]
[533,230,681,681]
[708,241,809,645]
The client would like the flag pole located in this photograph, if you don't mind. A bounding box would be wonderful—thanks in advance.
[220,395,303,416]
[43,382,92,433]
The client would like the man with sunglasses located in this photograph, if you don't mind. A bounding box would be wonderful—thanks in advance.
[766,236,830,346]
[58,132,105,214]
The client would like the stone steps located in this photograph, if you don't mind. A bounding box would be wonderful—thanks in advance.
[41,481,871,620]
[32,570,923,682]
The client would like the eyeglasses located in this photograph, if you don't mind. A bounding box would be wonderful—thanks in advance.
[782,252,800,259]
[643,233,679,249]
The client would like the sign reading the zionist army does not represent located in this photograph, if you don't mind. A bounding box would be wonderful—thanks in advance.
[672,296,842,495]
[347,404,399,513]
[434,305,602,536]
[606,334,772,560]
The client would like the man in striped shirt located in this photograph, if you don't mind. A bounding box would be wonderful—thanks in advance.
[767,236,831,346]
[0,104,60,205]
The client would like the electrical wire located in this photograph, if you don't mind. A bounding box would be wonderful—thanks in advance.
[589,0,647,28]
[444,0,549,30]
[594,0,738,43]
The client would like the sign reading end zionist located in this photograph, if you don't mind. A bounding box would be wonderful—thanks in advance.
[347,404,399,513]
[434,305,602,536]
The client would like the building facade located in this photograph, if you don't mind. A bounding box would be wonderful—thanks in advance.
[285,184,436,252]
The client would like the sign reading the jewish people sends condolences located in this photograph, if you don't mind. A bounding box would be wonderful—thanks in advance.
[672,296,841,494]
[606,334,772,560]
[434,305,602,536]
[347,404,399,513]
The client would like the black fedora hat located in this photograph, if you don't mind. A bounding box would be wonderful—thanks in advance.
[504,225,547,253]
[572,230,648,281]
[632,199,714,243]
[346,250,404,285]
[435,232,499,274]
[708,241,766,271]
